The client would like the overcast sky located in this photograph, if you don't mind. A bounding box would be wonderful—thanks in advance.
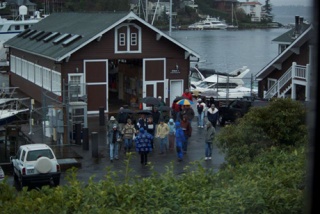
[266,0,312,6]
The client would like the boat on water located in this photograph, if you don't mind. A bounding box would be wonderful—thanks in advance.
[0,5,44,64]
[189,65,256,99]
[0,98,29,126]
[188,16,228,30]
[226,4,238,30]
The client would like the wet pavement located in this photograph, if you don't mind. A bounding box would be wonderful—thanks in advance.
[3,114,225,186]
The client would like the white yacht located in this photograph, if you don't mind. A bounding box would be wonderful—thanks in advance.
[188,16,228,30]
[0,5,44,64]
[202,16,228,30]
[189,65,256,99]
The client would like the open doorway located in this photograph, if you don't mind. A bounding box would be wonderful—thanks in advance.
[108,58,143,112]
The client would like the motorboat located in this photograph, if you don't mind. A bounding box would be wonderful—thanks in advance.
[0,97,29,126]
[0,5,44,64]
[189,65,256,99]
[190,65,250,87]
[188,16,228,30]
[202,16,228,30]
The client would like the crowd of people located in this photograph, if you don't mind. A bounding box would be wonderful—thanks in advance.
[106,89,220,165]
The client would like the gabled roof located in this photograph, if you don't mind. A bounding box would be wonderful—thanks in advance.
[255,24,312,80]
[4,11,200,62]
[271,23,310,45]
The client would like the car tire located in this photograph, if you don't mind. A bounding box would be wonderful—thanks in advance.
[53,178,60,186]
[35,157,52,173]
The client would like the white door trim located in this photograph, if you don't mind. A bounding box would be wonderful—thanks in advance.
[83,59,108,114]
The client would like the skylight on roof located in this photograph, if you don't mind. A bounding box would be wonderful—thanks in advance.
[62,35,81,47]
[29,31,45,40]
[43,32,60,42]
[53,34,70,44]
[17,29,31,37]
[36,32,51,41]
[22,30,37,38]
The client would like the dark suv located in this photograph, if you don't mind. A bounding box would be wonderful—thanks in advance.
[219,97,269,126]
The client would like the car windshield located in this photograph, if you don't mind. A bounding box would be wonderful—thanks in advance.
[26,149,54,161]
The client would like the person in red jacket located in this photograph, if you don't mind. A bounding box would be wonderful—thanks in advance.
[182,89,193,101]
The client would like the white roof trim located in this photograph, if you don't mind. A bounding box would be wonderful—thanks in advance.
[255,25,312,79]
[56,11,200,61]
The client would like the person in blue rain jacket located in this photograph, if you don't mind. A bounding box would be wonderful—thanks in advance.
[175,121,186,162]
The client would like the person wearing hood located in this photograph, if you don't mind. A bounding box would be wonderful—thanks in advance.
[207,104,219,128]
[168,118,176,151]
[122,118,136,154]
[109,124,121,162]
[204,121,216,160]
[107,116,119,144]
[135,127,153,166]
[175,121,186,161]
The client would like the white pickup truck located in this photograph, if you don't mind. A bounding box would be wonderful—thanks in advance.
[10,144,61,189]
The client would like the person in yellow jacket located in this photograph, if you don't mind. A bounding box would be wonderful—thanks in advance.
[156,119,170,154]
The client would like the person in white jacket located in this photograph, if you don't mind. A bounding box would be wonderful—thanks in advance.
[207,104,219,128]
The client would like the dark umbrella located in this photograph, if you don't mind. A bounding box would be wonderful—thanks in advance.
[141,96,161,106]
[158,106,171,112]
[136,110,152,115]
[119,109,134,114]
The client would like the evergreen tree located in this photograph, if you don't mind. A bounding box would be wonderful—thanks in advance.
[264,0,273,22]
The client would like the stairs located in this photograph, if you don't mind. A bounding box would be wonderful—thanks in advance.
[264,62,308,99]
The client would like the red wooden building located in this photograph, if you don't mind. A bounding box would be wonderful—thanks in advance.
[4,11,200,143]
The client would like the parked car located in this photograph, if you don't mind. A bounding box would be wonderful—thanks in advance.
[0,166,4,182]
[10,144,61,189]
[219,97,269,126]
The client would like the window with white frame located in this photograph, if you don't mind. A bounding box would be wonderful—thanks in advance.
[35,65,42,86]
[131,33,137,46]
[267,78,277,90]
[52,71,61,96]
[21,59,28,79]
[68,74,84,97]
[119,33,125,46]
[115,24,141,53]
[27,61,34,82]
[42,67,51,90]
[10,56,16,73]
[16,57,22,76]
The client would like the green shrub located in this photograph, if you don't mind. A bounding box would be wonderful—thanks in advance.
[0,144,306,213]
[215,98,307,166]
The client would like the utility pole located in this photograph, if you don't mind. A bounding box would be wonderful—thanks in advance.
[169,0,172,35]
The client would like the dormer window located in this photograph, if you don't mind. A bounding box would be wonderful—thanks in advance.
[115,24,141,53]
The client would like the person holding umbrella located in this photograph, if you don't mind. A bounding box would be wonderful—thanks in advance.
[182,89,193,101]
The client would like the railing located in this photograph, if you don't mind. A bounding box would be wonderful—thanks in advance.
[264,62,307,99]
